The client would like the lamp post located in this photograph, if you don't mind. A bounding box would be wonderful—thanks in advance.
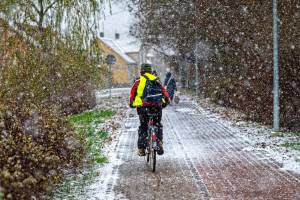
[273,0,280,131]
[194,44,199,96]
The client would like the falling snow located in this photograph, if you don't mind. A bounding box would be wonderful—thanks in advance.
[0,0,299,199]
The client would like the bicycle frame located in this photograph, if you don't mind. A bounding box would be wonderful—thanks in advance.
[148,119,159,148]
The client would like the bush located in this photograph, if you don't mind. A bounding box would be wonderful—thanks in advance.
[0,20,105,199]
[204,75,273,124]
[0,100,84,199]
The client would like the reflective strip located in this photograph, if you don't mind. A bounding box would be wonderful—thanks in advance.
[146,94,162,98]
[133,77,145,106]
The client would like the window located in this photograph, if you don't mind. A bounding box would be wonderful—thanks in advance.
[100,32,104,37]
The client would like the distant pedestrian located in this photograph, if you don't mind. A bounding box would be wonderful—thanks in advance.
[164,71,177,101]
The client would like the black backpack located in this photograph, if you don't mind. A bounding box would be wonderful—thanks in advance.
[141,75,163,104]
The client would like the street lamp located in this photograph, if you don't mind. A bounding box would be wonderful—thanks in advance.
[273,0,280,131]
[194,43,199,96]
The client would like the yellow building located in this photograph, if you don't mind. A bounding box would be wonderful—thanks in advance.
[95,37,138,85]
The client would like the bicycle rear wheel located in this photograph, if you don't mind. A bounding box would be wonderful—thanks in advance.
[152,150,156,172]
[146,150,150,163]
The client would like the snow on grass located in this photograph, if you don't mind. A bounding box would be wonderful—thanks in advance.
[83,97,130,199]
[82,128,127,200]
[53,91,129,199]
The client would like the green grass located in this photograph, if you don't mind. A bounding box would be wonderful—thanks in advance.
[289,131,300,137]
[281,142,300,151]
[68,109,115,125]
[68,109,115,164]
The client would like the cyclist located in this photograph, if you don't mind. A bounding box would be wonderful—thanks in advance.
[129,63,170,156]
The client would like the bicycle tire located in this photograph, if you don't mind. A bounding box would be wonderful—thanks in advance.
[146,151,150,163]
[152,150,156,172]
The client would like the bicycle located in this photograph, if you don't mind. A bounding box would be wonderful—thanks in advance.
[145,112,161,172]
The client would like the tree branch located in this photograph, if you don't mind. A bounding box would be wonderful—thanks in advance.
[44,0,58,14]
[28,0,40,14]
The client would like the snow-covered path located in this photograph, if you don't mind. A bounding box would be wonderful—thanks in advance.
[87,91,300,200]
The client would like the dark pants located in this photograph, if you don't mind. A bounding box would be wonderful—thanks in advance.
[167,88,175,101]
[137,107,163,149]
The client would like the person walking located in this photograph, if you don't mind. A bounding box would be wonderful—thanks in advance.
[164,71,177,102]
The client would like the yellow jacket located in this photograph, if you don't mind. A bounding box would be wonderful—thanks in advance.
[133,72,158,107]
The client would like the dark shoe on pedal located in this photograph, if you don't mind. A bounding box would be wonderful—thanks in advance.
[137,148,146,156]
[157,143,164,155]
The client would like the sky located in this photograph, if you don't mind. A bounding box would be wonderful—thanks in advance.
[99,0,135,42]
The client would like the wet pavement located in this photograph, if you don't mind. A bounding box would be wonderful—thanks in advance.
[77,93,300,200]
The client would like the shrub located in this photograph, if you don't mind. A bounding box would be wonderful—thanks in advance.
[0,19,105,199]
[0,100,84,199]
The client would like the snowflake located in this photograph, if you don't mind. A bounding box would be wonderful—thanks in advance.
[291,45,295,50]
[241,5,248,14]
